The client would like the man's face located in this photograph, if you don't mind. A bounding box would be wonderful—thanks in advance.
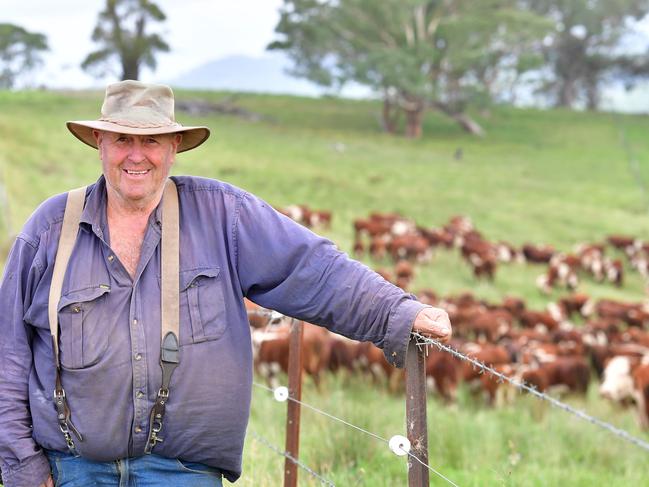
[94,130,181,209]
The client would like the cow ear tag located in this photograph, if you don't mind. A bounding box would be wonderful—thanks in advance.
[273,386,289,402]
[389,435,411,456]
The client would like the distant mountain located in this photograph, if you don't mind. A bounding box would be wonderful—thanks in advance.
[167,52,371,98]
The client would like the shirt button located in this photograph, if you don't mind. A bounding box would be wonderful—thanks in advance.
[134,426,142,433]
[135,353,142,361]
[107,255,115,262]
[133,319,138,326]
[136,391,144,398]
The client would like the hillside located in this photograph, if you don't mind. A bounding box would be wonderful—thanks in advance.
[2,89,649,485]
[2,89,649,306]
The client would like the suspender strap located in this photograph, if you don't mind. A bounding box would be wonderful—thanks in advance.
[48,186,87,452]
[145,179,180,453]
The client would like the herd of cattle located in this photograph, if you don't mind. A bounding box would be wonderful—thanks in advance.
[261,208,649,429]
[351,212,631,292]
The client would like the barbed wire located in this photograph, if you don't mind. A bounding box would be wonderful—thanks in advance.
[253,381,460,486]
[412,332,649,453]
[248,429,336,486]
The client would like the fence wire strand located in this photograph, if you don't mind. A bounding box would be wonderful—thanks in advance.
[412,333,649,453]
[253,381,460,486]
[248,429,336,486]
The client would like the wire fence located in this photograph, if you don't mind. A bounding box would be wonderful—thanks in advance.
[412,332,649,453]
[253,381,460,486]
[248,429,336,486]
[251,331,649,487]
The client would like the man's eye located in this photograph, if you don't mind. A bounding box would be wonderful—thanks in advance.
[116,136,128,143]
[145,138,159,144]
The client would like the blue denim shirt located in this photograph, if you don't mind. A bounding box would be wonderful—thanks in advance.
[0,175,425,486]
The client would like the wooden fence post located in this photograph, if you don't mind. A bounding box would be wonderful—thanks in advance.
[405,336,429,486]
[284,319,304,487]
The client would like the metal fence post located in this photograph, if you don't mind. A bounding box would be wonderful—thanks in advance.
[405,336,429,486]
[284,319,304,487]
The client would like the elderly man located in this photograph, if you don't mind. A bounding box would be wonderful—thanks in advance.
[0,80,451,487]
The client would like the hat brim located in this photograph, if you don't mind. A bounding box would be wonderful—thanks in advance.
[66,120,210,153]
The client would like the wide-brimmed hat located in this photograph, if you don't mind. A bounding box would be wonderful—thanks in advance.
[67,80,210,153]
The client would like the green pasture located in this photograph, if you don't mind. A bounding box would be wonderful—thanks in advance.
[1,89,649,485]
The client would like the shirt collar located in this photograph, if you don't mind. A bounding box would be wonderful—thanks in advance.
[79,175,164,240]
[79,175,108,240]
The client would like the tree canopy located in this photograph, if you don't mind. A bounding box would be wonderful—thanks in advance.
[0,23,48,89]
[82,0,169,81]
[523,0,649,110]
[270,0,649,136]
[270,0,552,137]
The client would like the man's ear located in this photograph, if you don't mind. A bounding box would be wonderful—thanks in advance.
[92,130,103,157]
[173,133,183,151]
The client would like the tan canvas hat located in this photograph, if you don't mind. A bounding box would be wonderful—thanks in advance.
[67,80,210,153]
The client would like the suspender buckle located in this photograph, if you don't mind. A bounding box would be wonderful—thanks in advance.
[53,383,83,452]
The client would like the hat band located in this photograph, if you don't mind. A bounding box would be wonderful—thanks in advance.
[99,117,180,129]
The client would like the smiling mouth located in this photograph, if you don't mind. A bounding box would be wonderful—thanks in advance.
[124,169,150,175]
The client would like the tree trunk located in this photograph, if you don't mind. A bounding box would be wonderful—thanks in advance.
[586,79,599,111]
[404,107,424,138]
[432,102,485,137]
[557,77,577,108]
[451,113,485,136]
[121,60,140,80]
[382,97,399,134]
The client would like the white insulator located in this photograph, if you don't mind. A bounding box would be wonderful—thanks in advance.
[389,435,411,456]
[273,386,289,402]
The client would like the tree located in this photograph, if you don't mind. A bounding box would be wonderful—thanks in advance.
[522,0,649,110]
[82,0,169,81]
[269,0,550,137]
[0,23,48,89]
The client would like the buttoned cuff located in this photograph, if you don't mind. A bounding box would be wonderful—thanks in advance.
[383,299,429,369]
[2,451,51,487]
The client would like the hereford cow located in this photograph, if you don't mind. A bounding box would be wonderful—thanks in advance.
[522,243,555,264]
[425,348,460,402]
[600,355,649,428]
[253,321,332,390]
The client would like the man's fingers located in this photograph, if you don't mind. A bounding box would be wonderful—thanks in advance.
[412,307,452,342]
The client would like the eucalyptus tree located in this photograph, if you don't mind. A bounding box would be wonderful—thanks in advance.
[270,0,550,137]
[521,0,649,109]
[0,23,48,89]
[82,0,169,81]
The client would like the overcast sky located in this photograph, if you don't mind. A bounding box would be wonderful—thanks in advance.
[4,1,649,111]
[4,0,284,88]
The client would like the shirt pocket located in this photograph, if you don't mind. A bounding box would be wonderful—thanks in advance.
[180,267,226,344]
[57,285,111,369]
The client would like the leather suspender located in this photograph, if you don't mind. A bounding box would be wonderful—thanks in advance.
[48,186,87,452]
[145,179,180,452]
[48,179,180,454]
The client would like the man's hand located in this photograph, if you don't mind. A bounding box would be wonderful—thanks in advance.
[412,307,452,343]
[39,474,54,487]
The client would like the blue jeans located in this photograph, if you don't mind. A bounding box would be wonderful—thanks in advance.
[45,450,223,487]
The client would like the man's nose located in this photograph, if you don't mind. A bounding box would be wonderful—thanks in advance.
[128,140,146,162]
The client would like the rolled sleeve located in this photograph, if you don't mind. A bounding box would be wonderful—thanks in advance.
[1,451,51,487]
[384,299,429,368]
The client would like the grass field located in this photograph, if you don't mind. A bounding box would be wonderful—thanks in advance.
[1,88,649,485]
